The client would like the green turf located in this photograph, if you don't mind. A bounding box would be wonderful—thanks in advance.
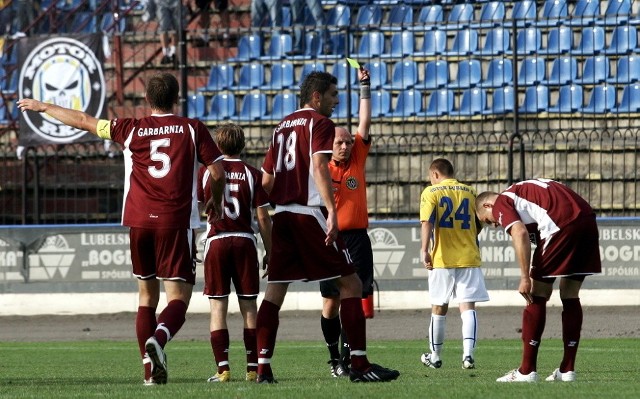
[0,338,637,398]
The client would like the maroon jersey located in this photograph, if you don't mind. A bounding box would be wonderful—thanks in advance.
[198,159,270,237]
[261,108,335,206]
[108,114,222,229]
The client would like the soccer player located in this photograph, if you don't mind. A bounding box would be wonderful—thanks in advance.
[320,67,374,378]
[419,159,489,370]
[475,179,602,382]
[17,73,226,386]
[197,123,272,383]
[255,71,400,383]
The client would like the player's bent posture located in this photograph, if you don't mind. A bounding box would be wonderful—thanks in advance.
[320,67,374,378]
[475,179,602,382]
[419,159,489,370]
[256,71,400,383]
[17,73,226,386]
[197,123,272,383]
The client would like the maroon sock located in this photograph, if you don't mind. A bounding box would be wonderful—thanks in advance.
[339,297,370,371]
[243,328,258,372]
[560,298,582,372]
[256,300,280,377]
[136,306,157,380]
[210,329,230,373]
[520,296,547,374]
[155,299,188,347]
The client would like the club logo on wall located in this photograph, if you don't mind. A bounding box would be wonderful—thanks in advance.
[18,35,106,145]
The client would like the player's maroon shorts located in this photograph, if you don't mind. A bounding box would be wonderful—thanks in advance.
[203,235,260,298]
[531,215,602,281]
[267,207,356,283]
[129,227,196,285]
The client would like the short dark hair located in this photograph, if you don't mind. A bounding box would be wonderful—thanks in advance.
[299,71,338,107]
[146,73,179,111]
[430,158,454,177]
[214,123,245,156]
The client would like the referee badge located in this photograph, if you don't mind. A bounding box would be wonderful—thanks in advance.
[345,176,358,190]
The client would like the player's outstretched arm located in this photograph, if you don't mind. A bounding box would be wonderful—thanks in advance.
[356,68,371,142]
[17,98,100,134]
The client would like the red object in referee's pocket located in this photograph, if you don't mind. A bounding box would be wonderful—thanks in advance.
[362,294,374,319]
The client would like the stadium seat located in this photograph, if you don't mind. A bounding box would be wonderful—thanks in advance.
[443,3,474,30]
[572,26,606,55]
[479,27,510,56]
[506,27,541,55]
[383,60,419,90]
[366,61,388,89]
[382,4,413,31]
[581,84,616,113]
[423,89,455,117]
[470,1,506,29]
[260,62,295,91]
[540,56,578,85]
[411,5,444,31]
[334,92,358,119]
[518,58,546,86]
[203,93,236,121]
[596,0,632,26]
[325,4,351,31]
[454,88,488,116]
[371,90,392,118]
[351,31,385,59]
[519,85,550,113]
[69,12,96,33]
[290,32,324,60]
[100,12,126,35]
[331,61,357,90]
[535,0,568,27]
[482,86,515,115]
[265,93,297,121]
[1,70,17,95]
[381,31,414,60]
[389,89,424,118]
[448,59,482,89]
[0,96,10,124]
[568,0,601,26]
[414,30,447,56]
[574,56,611,84]
[297,62,325,87]
[187,94,206,119]
[479,58,513,88]
[612,84,640,112]
[232,64,265,91]
[318,32,353,60]
[237,93,268,121]
[538,26,573,55]
[282,6,291,27]
[260,33,292,61]
[607,55,640,84]
[198,64,234,92]
[418,60,449,89]
[505,0,537,27]
[354,5,383,29]
[604,26,638,55]
[227,34,262,62]
[548,84,584,113]
[442,29,478,57]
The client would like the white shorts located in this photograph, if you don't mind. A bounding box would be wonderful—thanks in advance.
[428,267,490,306]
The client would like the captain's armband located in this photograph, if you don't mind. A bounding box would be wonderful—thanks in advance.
[96,119,111,139]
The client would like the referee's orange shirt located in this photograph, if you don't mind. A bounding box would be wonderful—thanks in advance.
[329,134,371,231]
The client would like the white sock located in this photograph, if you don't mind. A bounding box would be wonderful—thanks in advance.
[169,45,176,56]
[461,309,478,359]
[429,315,446,361]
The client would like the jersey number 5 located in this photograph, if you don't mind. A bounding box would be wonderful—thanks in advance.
[438,197,471,230]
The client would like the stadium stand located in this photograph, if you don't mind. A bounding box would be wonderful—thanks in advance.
[448,59,482,89]
[454,87,488,116]
[479,58,513,88]
[482,86,515,115]
[470,1,506,29]
[519,85,550,113]
[535,0,568,27]
[607,55,640,83]
[237,93,268,121]
[547,84,584,113]
[581,84,617,113]
[382,60,419,91]
[411,4,444,31]
[389,89,423,118]
[419,60,449,89]
[203,93,236,122]
[539,56,578,85]
[381,31,415,60]
[423,88,455,117]
[612,83,640,112]
[538,26,573,55]
[574,55,611,84]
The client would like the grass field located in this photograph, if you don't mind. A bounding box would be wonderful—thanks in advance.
[0,338,638,398]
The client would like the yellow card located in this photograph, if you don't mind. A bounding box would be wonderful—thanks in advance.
[346,58,361,69]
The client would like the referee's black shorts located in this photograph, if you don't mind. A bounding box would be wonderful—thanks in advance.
[320,229,374,298]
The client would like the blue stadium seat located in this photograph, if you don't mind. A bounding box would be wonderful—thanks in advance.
[389,89,423,118]
[366,61,388,89]
[596,0,632,26]
[454,88,488,116]
[237,93,268,121]
[318,33,353,60]
[506,0,537,27]
[418,60,449,89]
[572,26,606,55]
[470,1,506,29]
[612,84,640,112]
[604,26,638,55]
[260,33,292,61]
[203,93,236,121]
[0,96,10,124]
[382,4,413,31]
[282,6,291,27]
[443,3,474,30]
[423,89,454,117]
[480,27,510,56]
[290,32,324,60]
[574,56,610,84]
[540,56,578,85]
[354,5,383,29]
[411,5,444,31]
[535,0,568,27]
[548,84,584,113]
[482,86,515,115]
[383,60,419,90]
[506,27,541,55]
[100,12,126,35]
[265,93,297,121]
[568,0,601,26]
[260,62,295,91]
[331,61,357,90]
[538,26,573,55]
[381,31,414,60]
[414,30,447,56]
[519,85,550,113]
[1,70,17,96]
[187,94,206,119]
[233,64,265,91]
[334,92,358,119]
[371,90,392,118]
[448,59,482,89]
[297,63,325,87]
[228,34,262,62]
[442,29,478,57]
[198,64,234,92]
[581,84,616,113]
[479,58,513,88]
[69,12,96,33]
[518,58,546,86]
[607,55,640,84]
[352,31,385,59]
[325,4,351,31]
